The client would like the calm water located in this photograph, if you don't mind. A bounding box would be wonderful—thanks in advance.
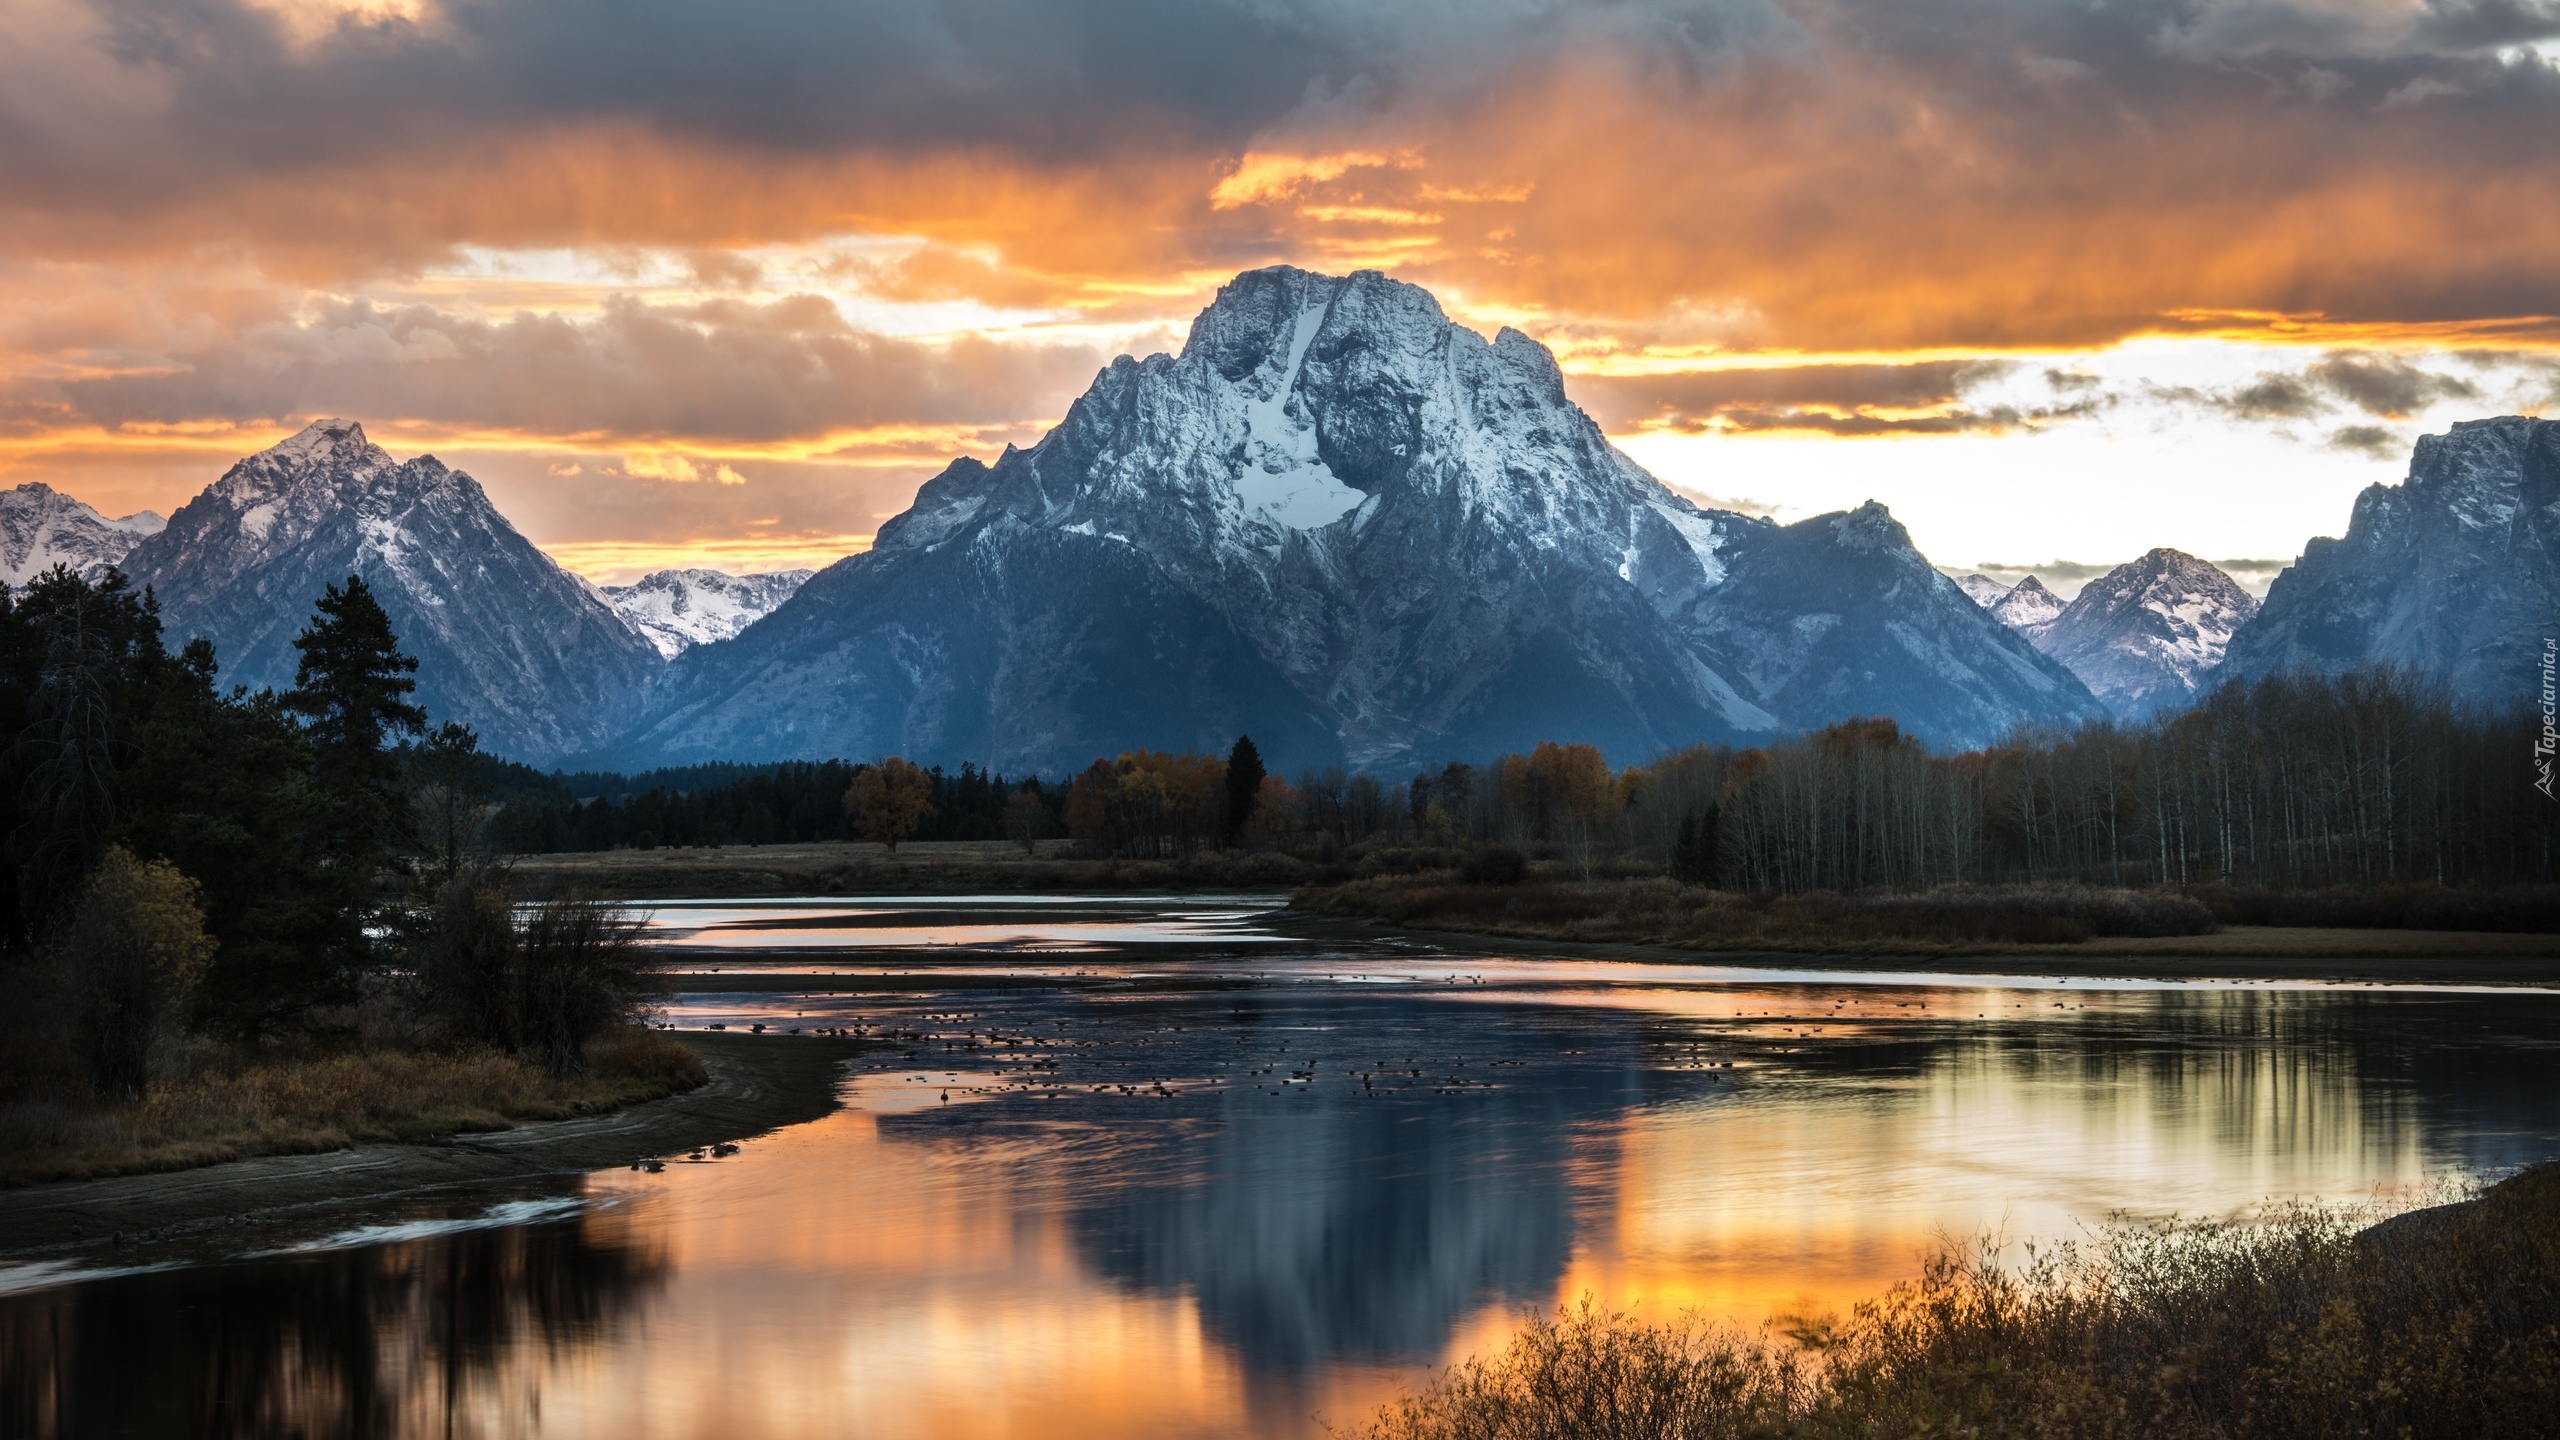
[7,896,2559,1438]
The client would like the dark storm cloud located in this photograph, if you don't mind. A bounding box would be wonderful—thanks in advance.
[34,293,1107,442]
[2155,351,2482,427]
[2306,350,2481,416]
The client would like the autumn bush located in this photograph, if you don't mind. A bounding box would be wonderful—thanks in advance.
[2190,882,2560,933]
[1351,1164,2560,1440]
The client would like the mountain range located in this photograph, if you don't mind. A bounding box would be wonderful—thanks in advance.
[613,266,2101,773]
[29,270,2550,773]
[0,483,165,586]
[1961,553,2260,717]
[601,568,814,659]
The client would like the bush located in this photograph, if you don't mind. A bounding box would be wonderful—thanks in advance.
[1354,1165,2560,1440]
[1460,846,1529,887]
[55,848,216,1101]
[2190,883,2560,933]
[415,872,658,1076]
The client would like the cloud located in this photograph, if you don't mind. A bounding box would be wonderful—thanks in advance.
[2327,422,2403,453]
[2305,350,2480,416]
[1576,360,2105,436]
[34,291,1111,444]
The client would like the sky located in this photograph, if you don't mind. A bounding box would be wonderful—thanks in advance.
[2,0,2557,590]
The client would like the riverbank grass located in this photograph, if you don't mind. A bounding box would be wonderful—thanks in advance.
[0,1026,705,1189]
[1351,1163,2560,1440]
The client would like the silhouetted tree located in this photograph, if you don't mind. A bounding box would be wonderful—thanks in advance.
[1225,735,1265,843]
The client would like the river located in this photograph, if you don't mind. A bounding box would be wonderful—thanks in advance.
[6,894,2557,1437]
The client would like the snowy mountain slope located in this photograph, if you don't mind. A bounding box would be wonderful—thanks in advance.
[1953,573,2011,608]
[618,267,2101,773]
[2220,417,2559,707]
[122,420,664,763]
[2033,550,2258,717]
[0,483,164,586]
[603,568,813,658]
[1988,575,2065,634]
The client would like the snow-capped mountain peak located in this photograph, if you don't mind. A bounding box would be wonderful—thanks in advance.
[123,423,663,764]
[603,567,814,658]
[0,482,166,587]
[1989,575,2065,633]
[1953,573,2012,608]
[2033,549,2258,716]
[616,265,2102,772]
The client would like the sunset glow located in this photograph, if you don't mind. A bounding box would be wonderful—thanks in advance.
[3,0,2556,583]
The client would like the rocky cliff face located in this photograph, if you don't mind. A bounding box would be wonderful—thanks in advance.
[122,421,663,764]
[2033,550,2258,717]
[620,267,2100,773]
[0,483,164,586]
[603,567,814,659]
[2220,417,2560,707]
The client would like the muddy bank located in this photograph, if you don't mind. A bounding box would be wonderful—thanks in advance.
[0,1032,868,1263]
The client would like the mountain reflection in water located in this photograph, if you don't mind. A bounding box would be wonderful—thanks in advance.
[3,907,2557,1439]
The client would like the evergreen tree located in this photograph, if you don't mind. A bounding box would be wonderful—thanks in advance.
[1671,804,1722,887]
[285,576,426,861]
[1224,734,1266,843]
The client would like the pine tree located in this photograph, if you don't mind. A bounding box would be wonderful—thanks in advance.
[286,576,426,860]
[1671,803,1722,887]
[1224,734,1266,844]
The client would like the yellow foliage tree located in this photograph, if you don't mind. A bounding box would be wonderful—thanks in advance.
[60,846,216,1101]
[843,756,936,851]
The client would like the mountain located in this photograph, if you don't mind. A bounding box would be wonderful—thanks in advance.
[615,267,2101,773]
[0,483,165,586]
[2220,417,2559,706]
[602,568,814,659]
[1988,575,2065,634]
[121,420,663,764]
[2032,550,2258,717]
[1953,573,2012,609]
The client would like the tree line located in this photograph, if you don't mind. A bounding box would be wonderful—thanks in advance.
[491,663,2553,895]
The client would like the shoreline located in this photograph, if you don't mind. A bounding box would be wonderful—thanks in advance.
[0,1032,869,1266]
[1275,913,2560,985]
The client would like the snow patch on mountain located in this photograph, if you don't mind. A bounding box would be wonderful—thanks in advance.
[603,568,815,658]
[0,483,165,586]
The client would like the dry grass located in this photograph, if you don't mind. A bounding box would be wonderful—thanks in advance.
[0,1027,706,1189]
[1298,875,2217,951]
[509,840,1321,897]
[1349,1164,2560,1440]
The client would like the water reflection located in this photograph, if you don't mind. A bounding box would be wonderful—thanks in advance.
[4,905,2557,1439]
[1,1199,664,1439]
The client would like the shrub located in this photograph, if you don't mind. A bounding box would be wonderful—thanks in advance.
[55,848,216,1101]
[1461,846,1529,887]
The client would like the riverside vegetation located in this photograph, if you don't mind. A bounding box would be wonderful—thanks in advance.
[0,567,696,1188]
[1349,1164,2560,1440]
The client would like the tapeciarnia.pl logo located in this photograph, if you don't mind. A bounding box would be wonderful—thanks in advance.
[2539,638,2558,800]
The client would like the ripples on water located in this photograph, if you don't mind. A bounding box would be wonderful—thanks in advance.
[5,896,2557,1437]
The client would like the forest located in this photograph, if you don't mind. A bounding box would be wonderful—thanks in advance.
[0,567,693,1185]
[519,664,2552,895]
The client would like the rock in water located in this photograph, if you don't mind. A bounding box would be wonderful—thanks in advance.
[122,420,663,764]
[0,483,164,586]
[2033,550,2258,717]
[619,267,2100,773]
[2221,417,2560,707]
